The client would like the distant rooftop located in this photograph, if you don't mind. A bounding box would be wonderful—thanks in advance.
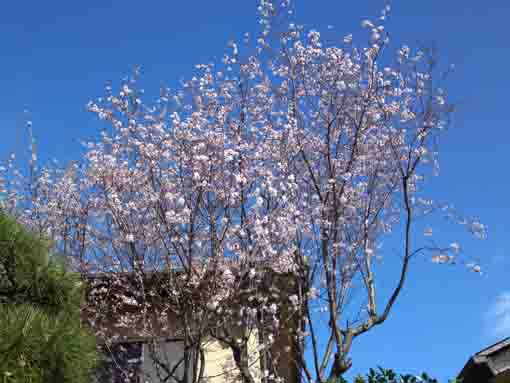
[458,337,510,383]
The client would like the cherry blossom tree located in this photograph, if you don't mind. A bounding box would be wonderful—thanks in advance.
[0,1,486,383]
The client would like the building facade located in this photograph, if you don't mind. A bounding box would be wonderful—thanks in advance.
[82,271,299,383]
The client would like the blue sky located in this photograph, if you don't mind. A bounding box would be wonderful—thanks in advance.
[1,1,509,381]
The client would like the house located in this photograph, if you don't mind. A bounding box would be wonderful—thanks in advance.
[458,337,510,383]
[81,270,300,383]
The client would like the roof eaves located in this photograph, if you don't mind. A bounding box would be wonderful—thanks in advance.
[475,337,510,357]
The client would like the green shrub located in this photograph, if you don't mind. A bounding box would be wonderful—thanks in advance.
[0,213,98,383]
[329,367,462,383]
[0,305,98,383]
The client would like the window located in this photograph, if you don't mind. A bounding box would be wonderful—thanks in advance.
[140,340,190,383]
[94,342,143,383]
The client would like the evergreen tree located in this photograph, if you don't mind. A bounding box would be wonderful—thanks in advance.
[0,213,98,383]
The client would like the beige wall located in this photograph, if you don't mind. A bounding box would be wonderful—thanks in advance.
[200,332,261,383]
[494,370,510,383]
[139,333,261,383]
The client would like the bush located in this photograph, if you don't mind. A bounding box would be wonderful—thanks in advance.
[0,213,98,383]
[331,367,461,383]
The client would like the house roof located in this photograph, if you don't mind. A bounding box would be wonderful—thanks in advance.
[458,337,510,383]
[473,337,510,359]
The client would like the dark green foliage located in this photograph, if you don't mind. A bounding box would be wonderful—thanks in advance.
[0,215,81,313]
[329,367,462,383]
[0,305,98,383]
[0,213,98,383]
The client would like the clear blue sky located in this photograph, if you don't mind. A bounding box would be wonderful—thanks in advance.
[1,1,509,381]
